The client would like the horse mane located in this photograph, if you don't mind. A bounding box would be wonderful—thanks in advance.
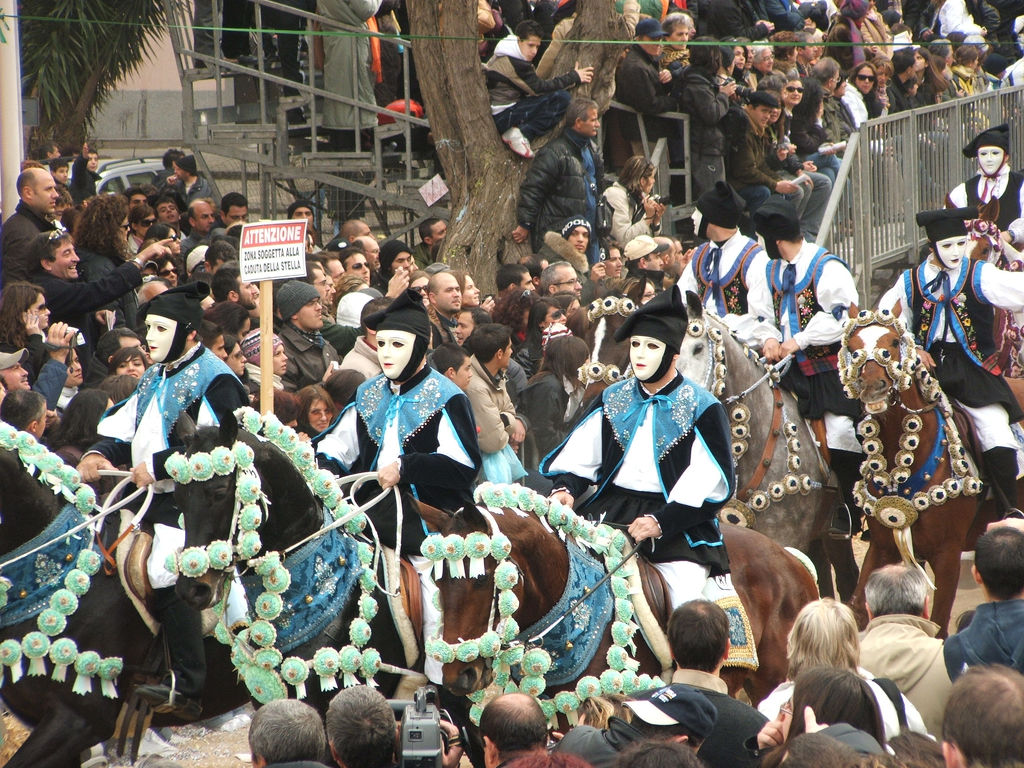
[0,447,62,551]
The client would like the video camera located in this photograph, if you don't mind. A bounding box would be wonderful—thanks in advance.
[390,685,465,768]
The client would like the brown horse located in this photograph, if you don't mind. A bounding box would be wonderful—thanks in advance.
[0,445,247,768]
[425,498,818,707]
[840,309,1006,634]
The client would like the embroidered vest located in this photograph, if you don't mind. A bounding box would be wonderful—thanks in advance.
[691,240,763,316]
[906,260,996,368]
[356,369,463,452]
[768,248,846,376]
[966,171,1024,230]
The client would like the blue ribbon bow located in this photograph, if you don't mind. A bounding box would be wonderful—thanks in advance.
[924,269,955,343]
[702,247,726,316]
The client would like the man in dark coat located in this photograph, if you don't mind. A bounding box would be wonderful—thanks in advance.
[512,97,605,264]
[1,167,59,287]
[613,19,678,154]
[706,0,774,40]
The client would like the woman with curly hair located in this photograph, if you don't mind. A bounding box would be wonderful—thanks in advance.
[72,193,140,330]
[491,288,538,349]
[0,281,76,408]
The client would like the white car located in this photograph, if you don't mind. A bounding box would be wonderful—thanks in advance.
[94,158,166,195]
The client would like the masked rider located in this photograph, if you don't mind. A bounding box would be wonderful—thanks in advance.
[947,124,1024,234]
[677,181,778,349]
[77,282,249,719]
[541,289,735,610]
[754,198,864,542]
[879,208,1024,518]
[316,288,482,682]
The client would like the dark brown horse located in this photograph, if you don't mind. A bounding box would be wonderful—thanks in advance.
[840,310,1008,634]
[426,500,818,706]
[0,446,246,768]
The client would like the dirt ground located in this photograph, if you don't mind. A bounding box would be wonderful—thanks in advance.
[2,541,985,767]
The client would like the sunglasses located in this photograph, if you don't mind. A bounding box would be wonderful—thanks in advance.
[784,86,804,93]
[142,218,156,226]
[158,268,177,277]
[856,74,876,81]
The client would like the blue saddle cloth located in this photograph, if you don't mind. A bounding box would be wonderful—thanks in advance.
[242,523,363,654]
[0,504,89,629]
[517,539,614,686]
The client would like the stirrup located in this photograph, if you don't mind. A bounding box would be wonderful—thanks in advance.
[828,502,852,540]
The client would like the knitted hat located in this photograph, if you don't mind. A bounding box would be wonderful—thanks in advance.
[752,197,803,244]
[141,281,210,332]
[379,240,413,277]
[277,280,321,321]
[559,216,592,239]
[176,154,198,176]
[364,288,432,342]
[695,181,746,232]
[916,207,976,242]
[982,54,1009,78]
[962,123,1010,158]
[240,328,283,365]
[541,323,573,350]
[614,285,687,352]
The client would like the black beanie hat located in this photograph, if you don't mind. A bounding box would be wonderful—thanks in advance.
[916,207,976,243]
[140,281,210,332]
[696,181,746,233]
[379,240,412,277]
[752,197,802,244]
[365,288,432,342]
[614,287,688,352]
[176,154,198,175]
[962,123,1010,158]
[559,216,592,239]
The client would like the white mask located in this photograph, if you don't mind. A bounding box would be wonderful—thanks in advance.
[934,235,968,271]
[977,146,1006,176]
[691,208,704,235]
[145,314,179,363]
[377,330,417,380]
[629,335,668,382]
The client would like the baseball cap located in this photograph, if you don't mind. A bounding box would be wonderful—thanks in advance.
[635,18,667,39]
[624,685,717,740]
[623,235,670,262]
[0,349,28,370]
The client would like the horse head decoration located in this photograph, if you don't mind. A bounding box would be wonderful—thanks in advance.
[839,309,988,634]
[578,294,636,400]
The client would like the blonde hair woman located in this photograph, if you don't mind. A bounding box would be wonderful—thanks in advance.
[757,599,929,741]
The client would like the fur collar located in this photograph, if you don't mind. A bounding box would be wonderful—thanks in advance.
[543,231,589,274]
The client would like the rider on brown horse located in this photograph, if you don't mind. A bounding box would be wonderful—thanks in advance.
[541,289,736,610]
[947,124,1024,232]
[316,288,483,684]
[879,207,1024,519]
[678,181,778,350]
[77,282,249,720]
[753,198,864,539]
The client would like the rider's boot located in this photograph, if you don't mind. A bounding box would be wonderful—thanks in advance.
[982,447,1023,519]
[135,587,204,721]
[829,449,865,539]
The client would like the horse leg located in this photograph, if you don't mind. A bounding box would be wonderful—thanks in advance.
[927,546,964,638]
[6,700,106,768]
[822,535,859,602]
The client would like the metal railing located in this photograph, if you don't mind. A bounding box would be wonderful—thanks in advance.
[818,85,1024,304]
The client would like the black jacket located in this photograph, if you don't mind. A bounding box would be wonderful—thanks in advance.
[516,130,605,252]
[614,47,677,143]
[76,246,140,332]
[1,202,58,286]
[678,66,730,157]
[706,0,772,40]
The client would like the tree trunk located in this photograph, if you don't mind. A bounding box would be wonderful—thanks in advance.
[406,0,627,291]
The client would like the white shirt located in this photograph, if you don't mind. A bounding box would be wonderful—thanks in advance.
[879,259,1024,345]
[772,241,859,350]
[678,231,780,348]
[948,165,1024,210]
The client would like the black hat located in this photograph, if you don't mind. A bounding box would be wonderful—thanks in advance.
[752,197,802,243]
[614,286,687,352]
[915,207,976,242]
[635,18,667,39]
[365,288,432,342]
[962,124,1010,158]
[623,685,717,740]
[747,90,780,109]
[176,154,198,176]
[141,281,210,332]
[559,216,592,239]
[982,54,1009,77]
[695,181,746,232]
[379,239,412,277]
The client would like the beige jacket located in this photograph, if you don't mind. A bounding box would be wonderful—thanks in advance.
[465,355,516,454]
[859,614,951,737]
[340,336,382,381]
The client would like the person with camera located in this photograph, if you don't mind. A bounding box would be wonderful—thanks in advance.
[327,686,465,768]
[27,230,174,376]
[601,157,665,248]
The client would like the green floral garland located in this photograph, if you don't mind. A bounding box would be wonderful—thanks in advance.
[0,422,123,697]
[426,482,662,725]
[163,407,380,703]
